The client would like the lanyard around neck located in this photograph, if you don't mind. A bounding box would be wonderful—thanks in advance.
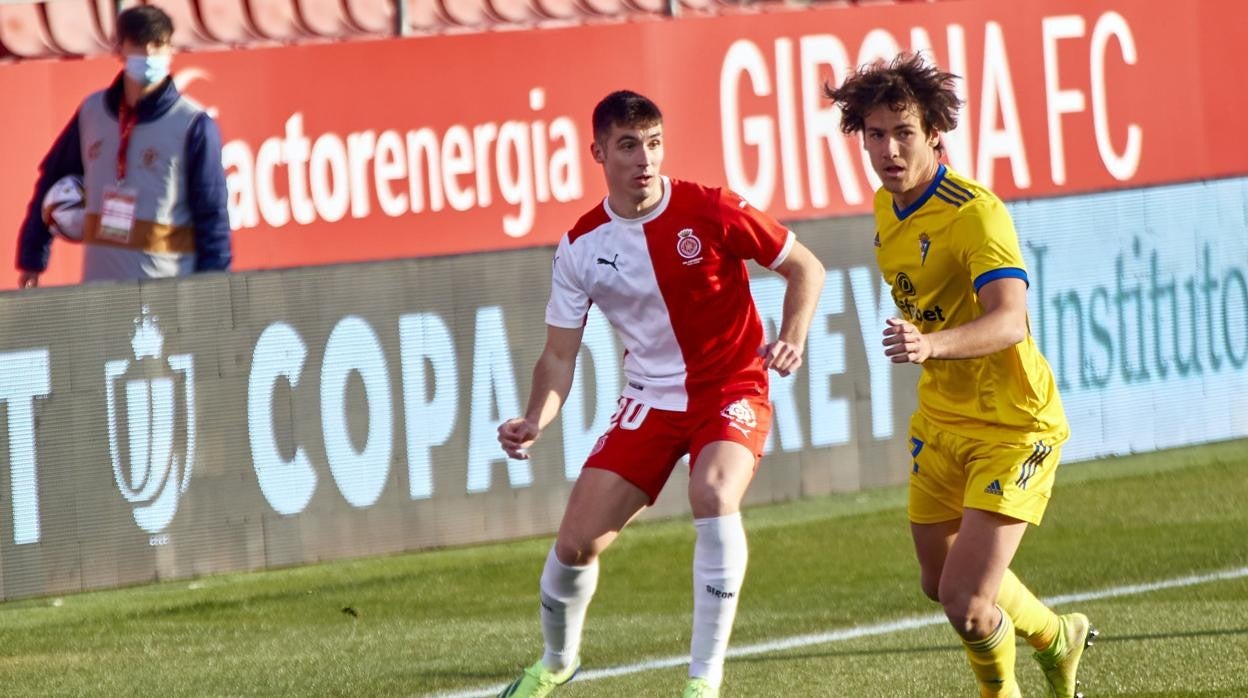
[116,99,140,182]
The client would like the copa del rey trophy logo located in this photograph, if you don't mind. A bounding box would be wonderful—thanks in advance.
[104,306,196,535]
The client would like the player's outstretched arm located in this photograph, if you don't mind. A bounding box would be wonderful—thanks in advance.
[498,324,585,459]
[883,276,1029,363]
[763,241,825,377]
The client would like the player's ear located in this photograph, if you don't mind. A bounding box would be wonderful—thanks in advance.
[590,140,605,164]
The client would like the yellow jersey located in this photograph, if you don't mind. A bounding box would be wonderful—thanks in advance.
[872,164,1068,444]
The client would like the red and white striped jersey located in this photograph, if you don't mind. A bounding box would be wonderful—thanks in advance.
[546,177,794,411]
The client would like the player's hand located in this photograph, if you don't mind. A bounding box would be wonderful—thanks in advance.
[498,417,541,460]
[18,271,39,288]
[882,317,932,364]
[760,340,803,377]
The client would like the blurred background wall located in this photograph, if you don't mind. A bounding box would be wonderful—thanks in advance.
[0,0,1244,600]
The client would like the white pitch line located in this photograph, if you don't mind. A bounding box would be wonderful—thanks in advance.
[431,565,1248,698]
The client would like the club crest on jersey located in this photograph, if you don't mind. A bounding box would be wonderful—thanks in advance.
[721,398,757,437]
[919,233,931,265]
[677,228,703,265]
[141,148,160,170]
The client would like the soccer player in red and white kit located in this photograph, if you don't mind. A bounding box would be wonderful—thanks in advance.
[496,91,825,698]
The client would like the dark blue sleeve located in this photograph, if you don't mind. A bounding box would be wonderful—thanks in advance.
[16,112,84,272]
[185,112,232,272]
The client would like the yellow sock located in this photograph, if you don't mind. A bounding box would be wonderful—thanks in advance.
[962,608,1018,697]
[997,568,1060,651]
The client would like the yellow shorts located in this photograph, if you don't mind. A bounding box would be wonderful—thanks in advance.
[906,413,1066,526]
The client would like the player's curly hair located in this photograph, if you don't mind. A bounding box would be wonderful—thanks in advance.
[824,53,962,149]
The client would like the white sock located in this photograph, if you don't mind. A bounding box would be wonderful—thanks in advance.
[689,512,748,687]
[539,546,599,673]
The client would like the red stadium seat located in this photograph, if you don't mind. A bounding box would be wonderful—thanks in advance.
[0,4,59,58]
[44,0,115,55]
[343,0,394,33]
[243,0,309,40]
[577,0,626,17]
[531,0,578,20]
[404,0,447,33]
[0,0,960,60]
[622,0,667,14]
[295,0,356,37]
[437,0,492,27]
[197,0,263,43]
[736,0,799,13]
[484,0,536,24]
[677,0,715,12]
[711,0,763,10]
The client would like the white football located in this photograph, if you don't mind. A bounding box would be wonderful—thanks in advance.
[41,174,86,242]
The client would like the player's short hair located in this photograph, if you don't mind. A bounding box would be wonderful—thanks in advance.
[824,53,962,149]
[116,6,174,48]
[592,91,663,142]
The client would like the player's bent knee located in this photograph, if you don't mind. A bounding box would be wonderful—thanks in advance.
[553,539,601,567]
[919,575,941,602]
[938,590,998,638]
[688,486,738,519]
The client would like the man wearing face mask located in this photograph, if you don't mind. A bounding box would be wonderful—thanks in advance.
[15,5,230,287]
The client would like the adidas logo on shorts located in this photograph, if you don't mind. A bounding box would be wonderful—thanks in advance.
[984,479,1004,496]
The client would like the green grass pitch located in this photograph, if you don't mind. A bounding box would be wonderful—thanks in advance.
[1,440,1245,696]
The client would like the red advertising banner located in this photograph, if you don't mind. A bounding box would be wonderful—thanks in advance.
[1,0,1245,288]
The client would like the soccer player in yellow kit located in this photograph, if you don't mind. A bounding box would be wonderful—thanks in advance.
[826,53,1097,697]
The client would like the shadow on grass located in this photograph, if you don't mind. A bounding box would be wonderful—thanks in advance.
[1094,627,1248,643]
[736,626,1248,664]
[741,642,964,663]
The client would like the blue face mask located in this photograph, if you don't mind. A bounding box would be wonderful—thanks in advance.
[124,54,171,87]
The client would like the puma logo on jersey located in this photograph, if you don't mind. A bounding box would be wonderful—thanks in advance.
[596,254,620,270]
[728,422,751,438]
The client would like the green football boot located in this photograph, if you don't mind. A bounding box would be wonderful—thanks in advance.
[682,677,719,698]
[1034,612,1098,698]
[497,659,579,698]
